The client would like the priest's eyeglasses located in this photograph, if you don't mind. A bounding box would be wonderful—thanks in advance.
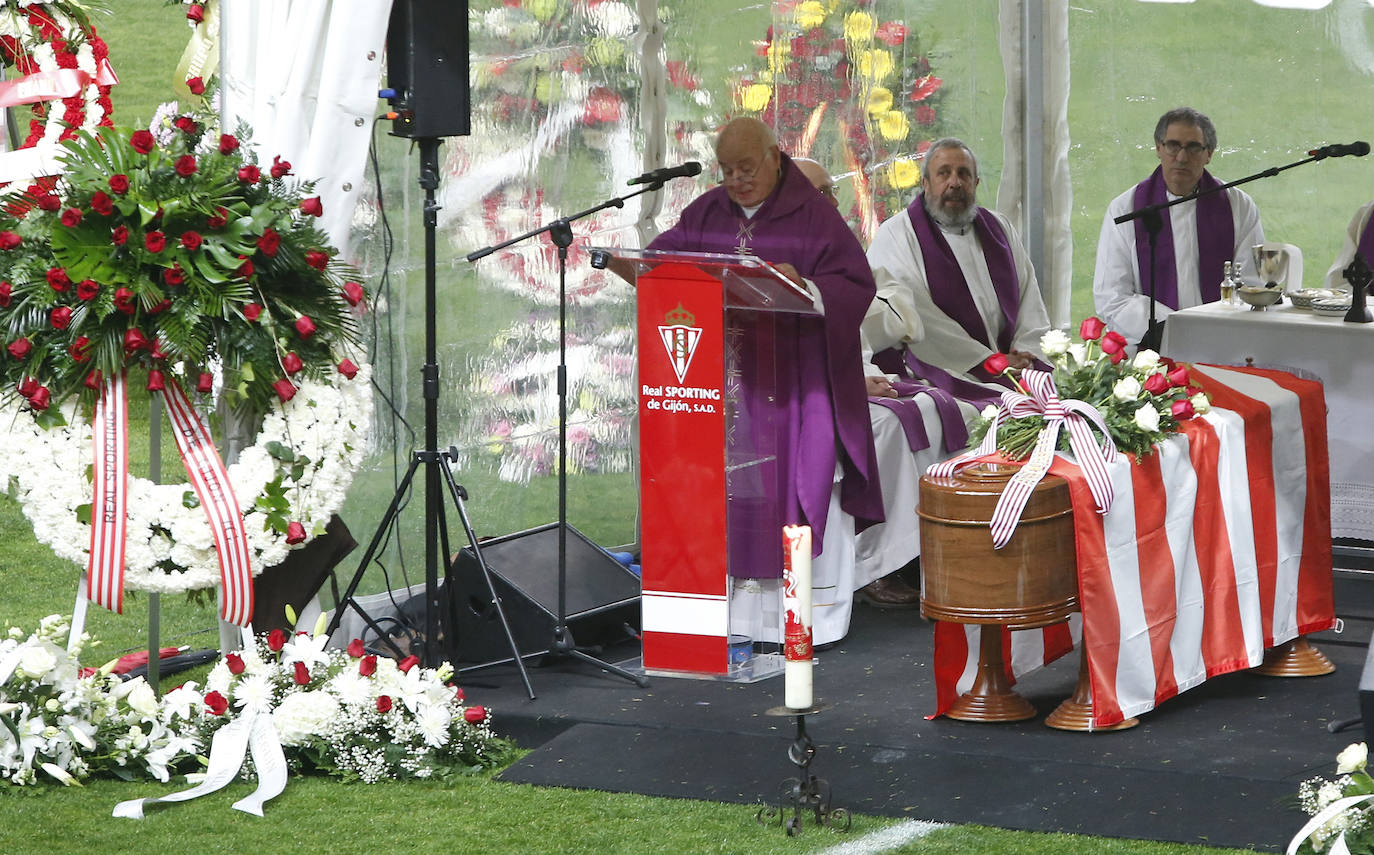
[718,161,764,184]
[1160,140,1209,157]
[818,183,838,199]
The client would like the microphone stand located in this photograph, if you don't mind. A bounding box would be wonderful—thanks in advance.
[464,178,679,689]
[1114,148,1338,353]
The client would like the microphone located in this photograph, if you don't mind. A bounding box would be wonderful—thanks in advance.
[1309,141,1371,159]
[627,161,702,186]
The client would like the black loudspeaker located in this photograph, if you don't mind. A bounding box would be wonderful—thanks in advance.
[451,523,641,663]
[385,0,470,139]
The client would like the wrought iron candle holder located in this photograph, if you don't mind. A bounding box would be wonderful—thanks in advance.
[756,703,850,836]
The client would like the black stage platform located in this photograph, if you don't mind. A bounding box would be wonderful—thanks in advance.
[467,572,1374,852]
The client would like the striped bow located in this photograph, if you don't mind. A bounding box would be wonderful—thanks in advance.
[927,368,1117,548]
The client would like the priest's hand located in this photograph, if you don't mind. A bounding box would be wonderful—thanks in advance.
[865,375,897,398]
[1007,349,1037,370]
[773,262,805,287]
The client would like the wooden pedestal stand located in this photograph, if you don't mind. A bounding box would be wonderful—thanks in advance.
[1045,649,1139,731]
[1253,637,1335,677]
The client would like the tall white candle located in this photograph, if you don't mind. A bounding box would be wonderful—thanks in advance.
[782,524,813,710]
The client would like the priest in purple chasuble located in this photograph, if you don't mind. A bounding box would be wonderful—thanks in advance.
[1323,199,1374,290]
[647,117,883,583]
[865,137,1052,391]
[1094,106,1265,346]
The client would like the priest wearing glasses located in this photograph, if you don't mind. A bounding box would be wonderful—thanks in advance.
[1093,106,1265,346]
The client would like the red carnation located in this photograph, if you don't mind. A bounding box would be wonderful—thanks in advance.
[243,303,262,322]
[50,306,72,330]
[146,370,165,392]
[463,705,488,724]
[983,352,1010,376]
[346,638,366,658]
[0,230,20,249]
[293,661,310,685]
[286,521,307,544]
[114,287,137,315]
[267,628,287,652]
[1079,316,1106,341]
[186,3,205,23]
[204,690,228,716]
[7,337,31,359]
[46,267,70,291]
[270,155,291,179]
[111,224,129,246]
[294,316,316,339]
[27,386,50,411]
[130,129,155,154]
[342,281,365,306]
[256,228,281,257]
[376,695,393,713]
[186,76,205,95]
[398,655,420,673]
[123,328,150,352]
[281,352,304,374]
[218,134,239,155]
[359,654,378,677]
[226,652,246,675]
[69,336,91,362]
[84,369,103,390]
[305,249,329,270]
[108,174,129,194]
[174,155,198,177]
[196,372,214,394]
[338,358,359,379]
[273,378,297,402]
[299,196,323,217]
[237,163,261,183]
[145,231,166,253]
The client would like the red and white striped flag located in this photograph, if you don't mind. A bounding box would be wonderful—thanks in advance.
[87,372,130,614]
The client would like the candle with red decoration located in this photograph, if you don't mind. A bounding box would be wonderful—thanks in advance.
[782,524,813,710]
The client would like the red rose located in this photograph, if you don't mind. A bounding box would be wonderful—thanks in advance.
[218,134,239,155]
[17,377,37,398]
[27,386,49,411]
[270,155,291,179]
[286,521,306,544]
[164,265,185,286]
[84,369,103,390]
[186,76,205,95]
[204,691,228,716]
[463,705,488,724]
[346,638,366,658]
[294,316,316,339]
[46,267,70,291]
[359,654,378,677]
[267,628,287,652]
[0,230,20,249]
[207,207,228,229]
[299,196,323,217]
[174,155,198,177]
[1079,316,1106,341]
[108,174,129,194]
[7,337,30,359]
[257,228,281,257]
[0,281,9,307]
[914,105,937,126]
[1171,399,1195,420]
[982,352,1010,375]
[114,287,137,315]
[1167,365,1190,388]
[180,230,202,250]
[273,378,297,402]
[282,352,304,374]
[338,358,359,379]
[243,303,262,322]
[69,336,91,362]
[150,298,171,314]
[226,652,245,675]
[293,661,310,685]
[342,281,365,306]
[398,655,421,673]
[1100,331,1127,356]
[454,687,465,702]
[1108,348,1127,364]
[130,129,155,154]
[111,224,129,246]
[50,306,72,330]
[36,194,60,212]
[77,279,99,300]
[174,115,197,135]
[151,338,168,359]
[237,164,261,183]
[187,3,205,23]
[89,191,113,216]
[123,328,150,353]
[875,21,907,46]
[237,258,255,279]
[145,231,166,253]
[145,370,165,392]
[60,207,82,227]
[1143,372,1170,395]
[305,249,329,270]
[376,695,393,713]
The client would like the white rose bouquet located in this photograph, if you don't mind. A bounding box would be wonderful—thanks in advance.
[1291,742,1374,854]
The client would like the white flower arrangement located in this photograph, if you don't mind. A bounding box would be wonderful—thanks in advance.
[1292,742,1374,854]
[0,364,373,595]
[0,2,110,148]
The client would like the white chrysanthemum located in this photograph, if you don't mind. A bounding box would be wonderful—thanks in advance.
[272,691,340,746]
[415,704,453,747]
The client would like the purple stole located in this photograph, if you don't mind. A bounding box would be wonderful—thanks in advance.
[1131,166,1233,308]
[870,382,970,455]
[907,196,1020,354]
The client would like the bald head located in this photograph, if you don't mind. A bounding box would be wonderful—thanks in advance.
[715,117,781,208]
[793,157,839,208]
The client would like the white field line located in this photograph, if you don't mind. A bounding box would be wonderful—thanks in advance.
[817,819,948,855]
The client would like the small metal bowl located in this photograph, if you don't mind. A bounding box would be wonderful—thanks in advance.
[1237,286,1283,310]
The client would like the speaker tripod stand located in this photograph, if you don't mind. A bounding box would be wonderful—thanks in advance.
[327,137,534,699]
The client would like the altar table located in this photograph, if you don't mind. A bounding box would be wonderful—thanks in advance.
[932,365,1336,727]
[1164,301,1374,541]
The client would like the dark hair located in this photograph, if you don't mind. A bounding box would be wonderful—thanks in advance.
[1153,107,1217,151]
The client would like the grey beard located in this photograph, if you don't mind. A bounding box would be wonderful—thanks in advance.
[923,192,978,229]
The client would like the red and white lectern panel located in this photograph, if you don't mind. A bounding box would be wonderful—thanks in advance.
[609,248,818,677]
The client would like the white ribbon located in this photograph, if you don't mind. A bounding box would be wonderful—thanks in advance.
[1286,793,1374,855]
[113,709,287,819]
[927,368,1117,548]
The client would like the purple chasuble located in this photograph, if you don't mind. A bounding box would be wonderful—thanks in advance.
[906,196,1020,354]
[1131,166,1233,309]
[649,154,881,572]
[1356,210,1374,277]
